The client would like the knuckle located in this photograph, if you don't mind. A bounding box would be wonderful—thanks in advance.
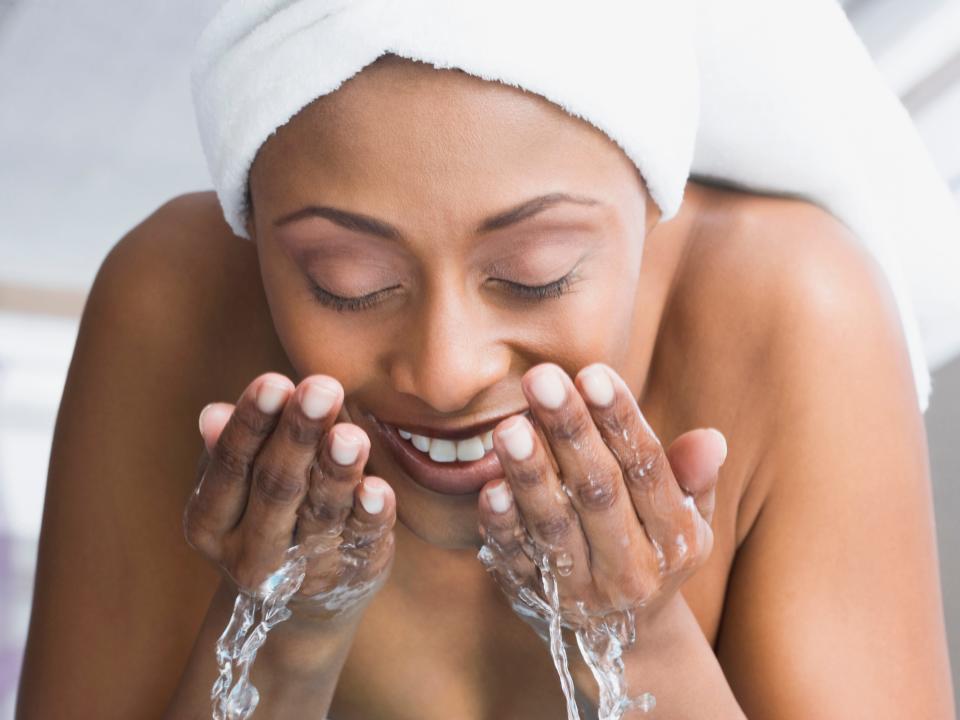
[298,498,347,526]
[233,404,276,438]
[344,515,392,549]
[622,445,665,490]
[533,511,575,544]
[510,464,543,489]
[493,534,528,561]
[574,470,622,511]
[596,400,635,437]
[284,412,321,447]
[252,463,306,504]
[548,410,591,444]
[214,440,252,480]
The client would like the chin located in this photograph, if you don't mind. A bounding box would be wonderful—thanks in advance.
[378,464,487,550]
[394,496,485,550]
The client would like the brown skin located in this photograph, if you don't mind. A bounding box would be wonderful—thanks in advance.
[15,56,954,719]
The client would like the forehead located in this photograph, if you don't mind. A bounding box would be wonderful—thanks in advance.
[249,55,645,215]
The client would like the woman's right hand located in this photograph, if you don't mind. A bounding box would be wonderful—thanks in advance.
[182,372,396,627]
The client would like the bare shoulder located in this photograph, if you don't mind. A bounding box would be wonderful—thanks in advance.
[669,188,951,716]
[17,192,288,717]
[94,191,285,383]
[663,182,921,543]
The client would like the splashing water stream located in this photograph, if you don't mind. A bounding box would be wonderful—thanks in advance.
[211,532,654,719]
[211,527,386,720]
[478,538,656,720]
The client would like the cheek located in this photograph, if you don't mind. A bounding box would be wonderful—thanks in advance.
[545,262,641,366]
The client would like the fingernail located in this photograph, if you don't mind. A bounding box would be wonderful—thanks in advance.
[580,365,615,408]
[529,366,566,409]
[498,418,534,461]
[486,482,512,514]
[256,381,288,414]
[709,429,728,466]
[198,403,214,436]
[301,382,338,420]
[331,430,363,466]
[359,481,385,515]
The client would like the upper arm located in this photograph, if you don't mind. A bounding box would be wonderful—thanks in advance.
[715,205,954,717]
[16,195,224,718]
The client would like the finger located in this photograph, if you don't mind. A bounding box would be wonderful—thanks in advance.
[297,477,397,602]
[198,402,233,454]
[477,479,538,591]
[342,477,397,571]
[521,363,653,581]
[665,428,726,526]
[192,403,232,494]
[493,415,592,591]
[184,374,293,551]
[239,376,343,563]
[295,422,369,542]
[575,363,701,573]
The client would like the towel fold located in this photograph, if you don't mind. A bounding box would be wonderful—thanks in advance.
[192,0,960,413]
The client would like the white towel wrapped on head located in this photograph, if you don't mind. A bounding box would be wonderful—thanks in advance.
[191,0,960,414]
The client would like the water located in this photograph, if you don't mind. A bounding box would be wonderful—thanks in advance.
[210,528,389,720]
[211,529,654,719]
[211,546,307,720]
[478,537,656,720]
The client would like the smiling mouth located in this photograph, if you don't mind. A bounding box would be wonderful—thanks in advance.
[364,411,529,496]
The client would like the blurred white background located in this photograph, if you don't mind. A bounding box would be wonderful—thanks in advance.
[0,0,958,716]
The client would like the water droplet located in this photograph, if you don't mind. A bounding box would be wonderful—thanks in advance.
[675,533,688,560]
[633,692,657,713]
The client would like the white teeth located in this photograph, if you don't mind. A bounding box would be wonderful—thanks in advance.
[456,437,485,462]
[397,425,495,462]
[429,439,457,463]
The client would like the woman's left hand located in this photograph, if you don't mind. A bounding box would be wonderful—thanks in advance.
[476,362,727,635]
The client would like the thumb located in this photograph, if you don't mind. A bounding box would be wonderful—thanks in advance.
[665,428,727,526]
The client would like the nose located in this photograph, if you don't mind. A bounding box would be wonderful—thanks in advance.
[388,291,511,414]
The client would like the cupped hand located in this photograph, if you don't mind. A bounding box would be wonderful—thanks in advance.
[182,373,397,624]
[477,362,726,633]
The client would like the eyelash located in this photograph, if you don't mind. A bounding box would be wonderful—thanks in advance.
[307,272,576,313]
[307,279,400,312]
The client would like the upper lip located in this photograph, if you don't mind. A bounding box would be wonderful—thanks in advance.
[365,409,529,441]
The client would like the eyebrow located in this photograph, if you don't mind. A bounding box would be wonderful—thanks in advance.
[272,192,601,240]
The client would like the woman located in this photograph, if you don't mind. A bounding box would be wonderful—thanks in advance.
[15,43,954,720]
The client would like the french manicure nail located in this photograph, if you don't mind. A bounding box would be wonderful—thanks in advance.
[499,418,534,461]
[529,366,566,409]
[256,381,288,414]
[709,428,728,466]
[486,482,512,514]
[301,382,338,419]
[198,403,214,436]
[331,431,362,466]
[359,482,385,515]
[580,365,615,408]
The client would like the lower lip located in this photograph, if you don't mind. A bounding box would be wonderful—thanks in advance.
[370,417,506,495]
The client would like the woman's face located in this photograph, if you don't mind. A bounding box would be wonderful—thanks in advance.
[248,56,659,549]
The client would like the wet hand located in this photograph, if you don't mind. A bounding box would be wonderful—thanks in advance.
[477,363,726,633]
[183,373,396,625]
